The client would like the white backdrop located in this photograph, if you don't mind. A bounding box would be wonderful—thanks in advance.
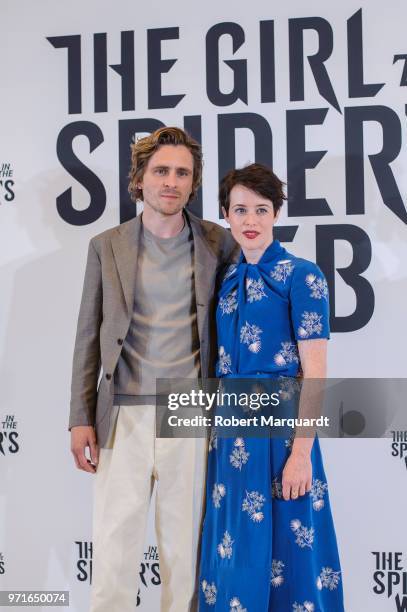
[1,0,407,610]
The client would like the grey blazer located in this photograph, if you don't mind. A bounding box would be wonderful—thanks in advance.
[69,210,238,447]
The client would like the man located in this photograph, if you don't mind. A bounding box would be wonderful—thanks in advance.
[69,127,237,612]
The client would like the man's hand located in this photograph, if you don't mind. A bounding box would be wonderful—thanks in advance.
[71,426,99,473]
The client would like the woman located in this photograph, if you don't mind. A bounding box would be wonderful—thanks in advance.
[199,164,344,611]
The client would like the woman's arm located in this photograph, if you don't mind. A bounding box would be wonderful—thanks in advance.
[281,338,327,500]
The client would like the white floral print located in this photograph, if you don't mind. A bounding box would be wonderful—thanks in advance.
[290,519,314,549]
[316,567,341,591]
[212,483,226,508]
[246,277,267,302]
[297,311,323,338]
[230,597,248,612]
[217,531,234,559]
[271,559,285,587]
[310,478,328,511]
[292,602,315,612]
[201,580,217,605]
[240,322,263,353]
[230,438,250,470]
[278,376,300,399]
[270,259,294,283]
[218,346,232,374]
[242,490,266,522]
[219,290,238,315]
[274,342,299,366]
[305,273,328,300]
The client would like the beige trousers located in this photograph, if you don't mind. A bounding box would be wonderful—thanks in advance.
[89,405,207,612]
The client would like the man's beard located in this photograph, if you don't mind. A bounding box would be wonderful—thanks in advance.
[144,197,186,216]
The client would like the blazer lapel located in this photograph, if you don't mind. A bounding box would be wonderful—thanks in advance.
[187,212,218,341]
[110,215,142,315]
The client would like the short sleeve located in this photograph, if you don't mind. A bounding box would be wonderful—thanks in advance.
[289,260,330,341]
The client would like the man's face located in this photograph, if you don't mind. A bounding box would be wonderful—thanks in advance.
[138,144,194,216]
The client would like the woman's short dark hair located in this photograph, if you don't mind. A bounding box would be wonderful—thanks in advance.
[219,163,286,215]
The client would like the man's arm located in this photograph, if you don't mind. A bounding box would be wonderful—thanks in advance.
[69,239,103,473]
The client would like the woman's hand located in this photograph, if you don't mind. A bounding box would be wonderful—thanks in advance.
[279,337,326,500]
[281,449,312,501]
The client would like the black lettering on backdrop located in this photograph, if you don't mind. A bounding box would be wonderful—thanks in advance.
[77,559,90,582]
[372,552,407,609]
[94,31,135,113]
[396,595,407,612]
[391,443,407,457]
[217,112,273,216]
[372,571,386,595]
[274,226,299,244]
[206,23,248,106]
[259,20,275,103]
[46,17,407,339]
[147,28,185,109]
[289,17,340,113]
[0,432,19,455]
[183,115,203,218]
[316,224,374,332]
[8,432,19,453]
[0,180,15,202]
[75,541,93,583]
[4,181,14,201]
[47,35,82,114]
[286,108,332,217]
[347,10,385,98]
[345,105,407,224]
[111,31,135,111]
[393,54,407,86]
[151,563,161,585]
[56,122,106,226]
[94,34,108,113]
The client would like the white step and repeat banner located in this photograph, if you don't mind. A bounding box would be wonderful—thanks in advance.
[1,0,407,610]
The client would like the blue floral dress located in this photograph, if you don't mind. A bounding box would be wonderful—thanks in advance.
[198,240,344,612]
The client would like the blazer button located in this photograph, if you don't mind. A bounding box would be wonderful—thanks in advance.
[117,338,123,345]
[105,373,112,380]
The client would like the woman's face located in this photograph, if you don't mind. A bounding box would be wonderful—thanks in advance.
[223,184,279,262]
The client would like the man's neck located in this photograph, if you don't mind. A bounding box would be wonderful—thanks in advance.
[141,207,185,238]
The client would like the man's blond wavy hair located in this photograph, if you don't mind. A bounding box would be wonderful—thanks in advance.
[128,127,202,204]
